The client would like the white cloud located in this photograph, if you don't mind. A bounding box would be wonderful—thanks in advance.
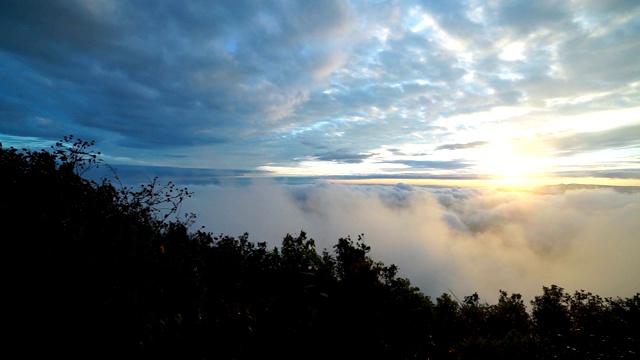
[540,106,640,133]
[499,41,526,61]
[184,183,640,304]
[435,106,533,130]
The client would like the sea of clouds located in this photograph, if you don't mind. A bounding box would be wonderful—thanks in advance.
[183,182,640,304]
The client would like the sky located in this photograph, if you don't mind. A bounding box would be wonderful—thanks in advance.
[1,0,639,302]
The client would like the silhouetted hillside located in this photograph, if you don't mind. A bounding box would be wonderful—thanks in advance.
[2,137,638,359]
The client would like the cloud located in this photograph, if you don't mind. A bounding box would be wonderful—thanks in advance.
[545,123,640,155]
[0,0,358,146]
[88,164,272,186]
[184,182,640,304]
[312,149,375,164]
[386,159,471,170]
[1,0,638,180]
[436,141,489,150]
[558,169,640,181]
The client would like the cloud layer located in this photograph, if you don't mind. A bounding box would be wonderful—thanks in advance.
[184,183,640,303]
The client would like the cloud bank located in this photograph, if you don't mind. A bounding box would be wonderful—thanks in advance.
[184,183,640,303]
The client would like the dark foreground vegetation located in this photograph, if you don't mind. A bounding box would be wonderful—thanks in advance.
[3,137,638,359]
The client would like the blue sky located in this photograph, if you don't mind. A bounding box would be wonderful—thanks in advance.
[2,0,640,302]
[2,0,639,187]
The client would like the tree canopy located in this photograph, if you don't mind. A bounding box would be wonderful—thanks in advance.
[2,137,638,359]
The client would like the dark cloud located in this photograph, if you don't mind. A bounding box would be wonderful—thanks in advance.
[387,159,471,170]
[543,123,640,155]
[436,141,489,150]
[0,0,117,63]
[557,169,640,180]
[86,164,273,186]
[327,173,489,181]
[387,148,404,155]
[0,0,357,148]
[494,0,572,35]
[312,149,374,163]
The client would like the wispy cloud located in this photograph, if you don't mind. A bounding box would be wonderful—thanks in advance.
[386,159,471,170]
[312,149,375,164]
[436,141,489,151]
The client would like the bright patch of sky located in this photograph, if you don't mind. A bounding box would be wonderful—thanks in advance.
[499,41,526,61]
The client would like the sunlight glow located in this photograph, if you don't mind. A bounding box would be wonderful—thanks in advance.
[476,148,552,189]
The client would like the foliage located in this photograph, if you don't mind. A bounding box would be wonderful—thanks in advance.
[2,137,638,359]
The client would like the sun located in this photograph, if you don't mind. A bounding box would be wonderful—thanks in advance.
[477,147,552,188]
